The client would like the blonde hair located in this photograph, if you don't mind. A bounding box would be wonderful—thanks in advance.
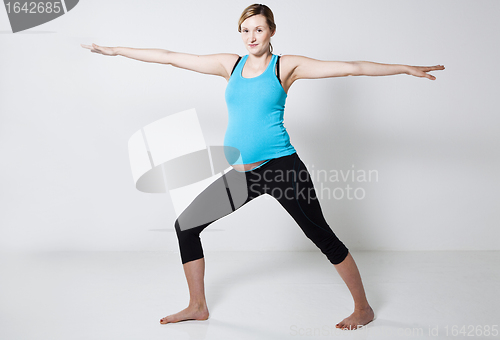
[238,4,276,53]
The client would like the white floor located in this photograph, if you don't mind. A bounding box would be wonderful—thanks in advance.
[1,250,499,340]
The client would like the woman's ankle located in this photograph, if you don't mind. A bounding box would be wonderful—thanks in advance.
[354,304,372,312]
[189,300,208,309]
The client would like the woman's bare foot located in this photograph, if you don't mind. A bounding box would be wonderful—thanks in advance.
[159,303,209,324]
[335,306,374,330]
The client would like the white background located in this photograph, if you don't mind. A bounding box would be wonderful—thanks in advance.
[1,0,498,253]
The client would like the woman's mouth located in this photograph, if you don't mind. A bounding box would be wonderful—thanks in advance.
[249,44,258,48]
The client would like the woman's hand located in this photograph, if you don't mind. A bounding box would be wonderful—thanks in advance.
[405,65,445,80]
[80,43,117,56]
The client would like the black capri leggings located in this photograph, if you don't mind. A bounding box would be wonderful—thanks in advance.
[174,152,349,265]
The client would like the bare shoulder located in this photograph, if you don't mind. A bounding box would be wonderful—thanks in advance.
[212,53,241,64]
[279,54,315,80]
[198,53,241,79]
[278,55,311,90]
[213,53,242,80]
[280,54,311,68]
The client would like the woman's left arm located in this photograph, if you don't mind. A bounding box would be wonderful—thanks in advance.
[287,55,445,82]
[353,61,445,80]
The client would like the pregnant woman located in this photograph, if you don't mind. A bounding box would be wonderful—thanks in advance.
[82,3,444,330]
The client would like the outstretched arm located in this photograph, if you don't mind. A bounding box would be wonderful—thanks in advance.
[80,43,239,80]
[351,61,445,80]
[286,55,445,82]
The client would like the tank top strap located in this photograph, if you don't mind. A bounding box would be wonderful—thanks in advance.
[234,54,278,79]
[235,54,248,76]
[265,54,278,76]
[265,54,280,80]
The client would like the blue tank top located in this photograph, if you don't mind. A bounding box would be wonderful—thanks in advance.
[224,54,296,165]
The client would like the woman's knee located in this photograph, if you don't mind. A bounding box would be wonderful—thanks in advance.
[174,219,205,264]
[314,233,349,265]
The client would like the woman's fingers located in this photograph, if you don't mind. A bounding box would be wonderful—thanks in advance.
[409,65,444,80]
[81,44,98,54]
[87,43,115,56]
[81,43,100,54]
[425,65,444,80]
[425,65,445,72]
[81,43,115,56]
[91,43,101,53]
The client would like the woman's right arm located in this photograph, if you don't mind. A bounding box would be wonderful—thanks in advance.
[81,43,239,80]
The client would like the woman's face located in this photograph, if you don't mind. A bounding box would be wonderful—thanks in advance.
[240,14,275,55]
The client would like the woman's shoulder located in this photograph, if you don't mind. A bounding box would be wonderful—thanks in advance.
[276,54,309,72]
[216,53,243,61]
[278,54,309,63]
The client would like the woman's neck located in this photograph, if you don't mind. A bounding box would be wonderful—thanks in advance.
[246,52,272,69]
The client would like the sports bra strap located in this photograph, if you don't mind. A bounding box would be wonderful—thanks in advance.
[276,55,281,84]
[231,54,281,84]
[231,56,242,76]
